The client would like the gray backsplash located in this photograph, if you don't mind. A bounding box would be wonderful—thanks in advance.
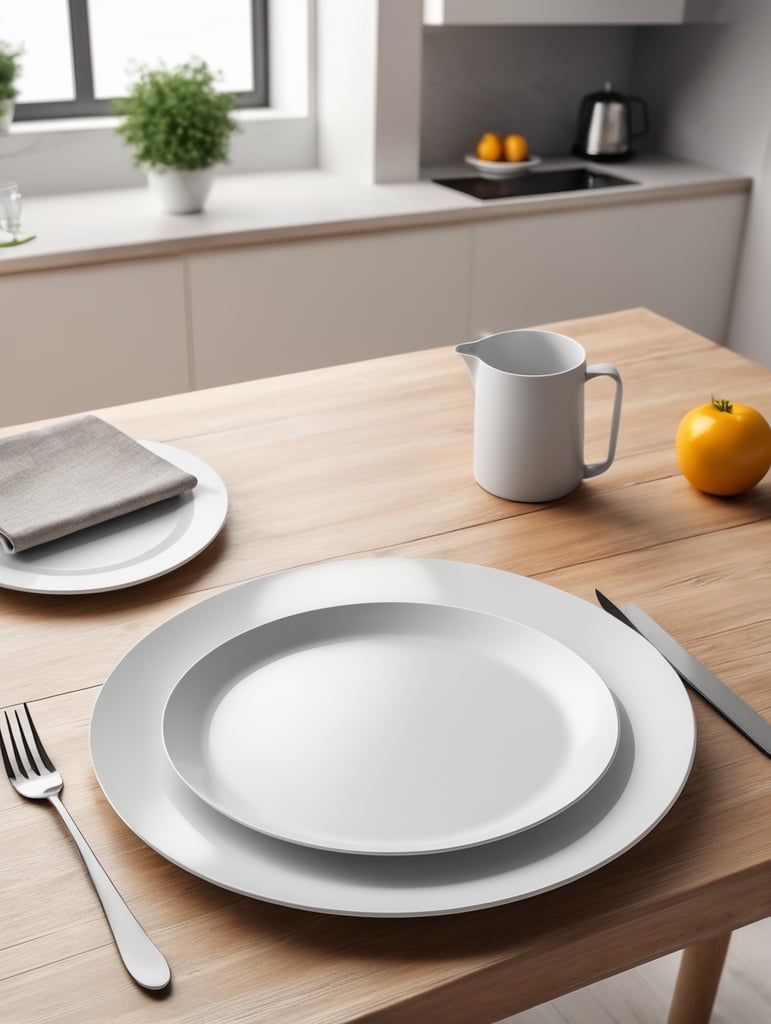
[420,26,637,166]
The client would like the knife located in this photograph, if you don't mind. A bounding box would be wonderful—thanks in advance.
[595,590,771,758]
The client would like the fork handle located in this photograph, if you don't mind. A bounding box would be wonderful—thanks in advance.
[49,794,171,991]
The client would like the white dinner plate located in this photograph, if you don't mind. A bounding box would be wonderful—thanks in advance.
[162,601,620,855]
[90,558,696,918]
[464,153,542,179]
[0,442,228,594]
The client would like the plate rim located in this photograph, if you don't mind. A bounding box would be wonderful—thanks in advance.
[0,441,228,594]
[90,558,695,917]
[161,600,621,856]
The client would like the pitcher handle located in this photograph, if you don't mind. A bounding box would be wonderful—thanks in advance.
[583,363,623,479]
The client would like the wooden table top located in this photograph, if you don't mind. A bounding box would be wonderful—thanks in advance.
[1,308,769,1024]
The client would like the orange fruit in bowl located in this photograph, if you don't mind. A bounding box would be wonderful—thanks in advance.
[475,133,504,162]
[503,134,529,162]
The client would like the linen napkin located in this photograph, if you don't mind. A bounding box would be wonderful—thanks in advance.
[0,415,198,553]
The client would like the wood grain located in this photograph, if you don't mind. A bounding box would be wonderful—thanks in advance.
[0,309,769,1024]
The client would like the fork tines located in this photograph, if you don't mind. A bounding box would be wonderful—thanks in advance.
[0,703,55,780]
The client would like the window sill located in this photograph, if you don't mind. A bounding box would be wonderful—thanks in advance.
[0,105,316,197]
[9,105,303,137]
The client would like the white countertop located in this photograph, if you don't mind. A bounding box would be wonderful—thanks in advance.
[0,155,750,275]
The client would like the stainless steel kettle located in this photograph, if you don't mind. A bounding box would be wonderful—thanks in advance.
[573,82,649,161]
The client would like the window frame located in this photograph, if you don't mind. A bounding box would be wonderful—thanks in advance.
[14,0,269,121]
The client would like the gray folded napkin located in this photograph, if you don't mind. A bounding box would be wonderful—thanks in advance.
[0,415,198,553]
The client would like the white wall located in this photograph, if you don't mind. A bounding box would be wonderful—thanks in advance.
[316,0,422,183]
[631,0,771,364]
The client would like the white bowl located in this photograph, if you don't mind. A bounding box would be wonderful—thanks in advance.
[464,153,542,180]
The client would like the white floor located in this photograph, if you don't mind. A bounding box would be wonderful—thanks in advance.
[499,916,770,1024]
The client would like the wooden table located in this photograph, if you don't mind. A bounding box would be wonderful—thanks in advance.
[1,309,769,1024]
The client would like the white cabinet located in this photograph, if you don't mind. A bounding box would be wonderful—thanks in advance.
[423,1,727,25]
[469,193,746,342]
[0,187,746,427]
[0,258,189,427]
[188,224,474,388]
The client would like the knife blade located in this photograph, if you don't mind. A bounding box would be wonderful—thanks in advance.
[595,590,771,758]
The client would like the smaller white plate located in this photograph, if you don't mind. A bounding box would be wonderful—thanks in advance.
[162,602,620,856]
[0,442,228,594]
[464,153,542,179]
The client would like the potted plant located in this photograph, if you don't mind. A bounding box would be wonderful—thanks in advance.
[0,42,22,134]
[113,58,238,214]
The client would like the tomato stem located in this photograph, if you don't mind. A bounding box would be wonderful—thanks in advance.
[711,397,734,414]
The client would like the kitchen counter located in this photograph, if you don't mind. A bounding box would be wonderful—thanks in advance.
[0,156,750,275]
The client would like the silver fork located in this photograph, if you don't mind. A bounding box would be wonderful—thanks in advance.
[0,703,171,991]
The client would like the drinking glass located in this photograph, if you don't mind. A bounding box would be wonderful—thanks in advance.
[0,180,23,236]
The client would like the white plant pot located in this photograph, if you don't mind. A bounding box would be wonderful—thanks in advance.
[145,167,216,214]
[0,100,14,135]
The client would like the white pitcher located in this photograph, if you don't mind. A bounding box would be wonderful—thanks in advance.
[457,329,623,502]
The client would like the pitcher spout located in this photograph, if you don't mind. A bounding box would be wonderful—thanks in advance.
[456,341,481,386]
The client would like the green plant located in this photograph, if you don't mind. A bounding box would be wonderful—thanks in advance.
[0,42,22,103]
[113,59,238,171]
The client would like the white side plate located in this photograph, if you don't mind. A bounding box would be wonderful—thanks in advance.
[90,558,696,918]
[162,601,620,855]
[0,442,228,594]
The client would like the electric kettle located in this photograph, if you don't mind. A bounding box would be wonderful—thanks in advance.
[573,82,649,161]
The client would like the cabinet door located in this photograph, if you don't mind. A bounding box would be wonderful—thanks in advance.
[189,224,473,388]
[0,258,189,427]
[469,193,746,343]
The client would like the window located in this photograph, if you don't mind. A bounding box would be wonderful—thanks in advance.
[0,0,268,119]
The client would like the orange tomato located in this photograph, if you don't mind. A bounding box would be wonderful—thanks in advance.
[675,397,771,496]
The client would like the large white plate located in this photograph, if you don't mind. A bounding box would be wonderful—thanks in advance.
[90,558,696,917]
[0,442,228,594]
[161,601,620,856]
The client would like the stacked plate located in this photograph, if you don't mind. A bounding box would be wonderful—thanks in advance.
[90,558,696,917]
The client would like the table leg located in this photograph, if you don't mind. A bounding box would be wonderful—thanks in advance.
[667,930,732,1024]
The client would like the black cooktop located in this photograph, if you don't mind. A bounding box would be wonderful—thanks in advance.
[433,167,637,200]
